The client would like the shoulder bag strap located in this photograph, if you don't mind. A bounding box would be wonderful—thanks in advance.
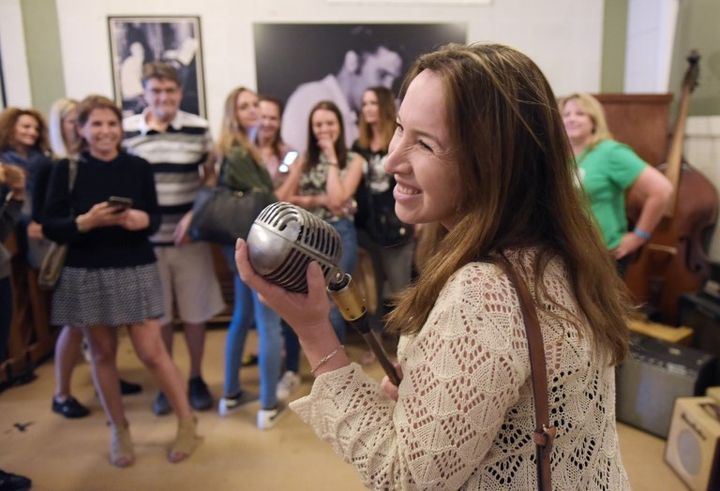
[495,253,556,491]
[67,158,79,215]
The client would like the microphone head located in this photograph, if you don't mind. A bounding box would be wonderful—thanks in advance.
[247,202,344,293]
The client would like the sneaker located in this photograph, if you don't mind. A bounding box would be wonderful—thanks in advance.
[257,404,287,430]
[276,371,301,401]
[188,376,213,411]
[52,396,90,419]
[0,468,32,490]
[218,391,258,416]
[119,379,142,395]
[152,391,172,416]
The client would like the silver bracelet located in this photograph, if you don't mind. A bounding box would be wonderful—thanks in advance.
[310,345,345,375]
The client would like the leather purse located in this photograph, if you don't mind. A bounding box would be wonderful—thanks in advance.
[38,159,78,291]
[188,185,274,245]
[495,253,556,491]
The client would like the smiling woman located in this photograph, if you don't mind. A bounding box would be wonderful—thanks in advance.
[235,43,634,490]
[42,95,199,468]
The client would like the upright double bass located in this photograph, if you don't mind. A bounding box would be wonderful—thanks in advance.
[625,51,719,324]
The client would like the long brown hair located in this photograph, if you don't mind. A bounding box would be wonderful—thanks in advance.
[0,107,50,154]
[386,43,630,365]
[74,95,123,155]
[305,101,348,170]
[357,86,396,152]
[217,86,262,163]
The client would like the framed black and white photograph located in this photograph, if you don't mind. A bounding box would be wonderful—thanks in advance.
[254,23,467,152]
[108,16,206,117]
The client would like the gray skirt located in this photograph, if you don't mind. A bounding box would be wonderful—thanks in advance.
[51,263,164,328]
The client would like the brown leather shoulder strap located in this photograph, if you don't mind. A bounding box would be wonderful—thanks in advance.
[496,253,556,491]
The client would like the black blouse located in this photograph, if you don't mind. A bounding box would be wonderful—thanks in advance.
[42,152,160,269]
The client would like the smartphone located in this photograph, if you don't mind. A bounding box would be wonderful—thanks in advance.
[108,196,133,212]
[278,151,299,174]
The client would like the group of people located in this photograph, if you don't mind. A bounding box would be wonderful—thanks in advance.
[0,57,415,468]
[1,40,675,487]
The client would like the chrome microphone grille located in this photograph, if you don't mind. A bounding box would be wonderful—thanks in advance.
[247,202,343,293]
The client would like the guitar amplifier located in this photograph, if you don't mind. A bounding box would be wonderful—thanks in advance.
[616,334,717,438]
[679,292,720,359]
[665,397,720,491]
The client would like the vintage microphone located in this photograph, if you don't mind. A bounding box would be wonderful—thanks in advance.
[246,202,401,386]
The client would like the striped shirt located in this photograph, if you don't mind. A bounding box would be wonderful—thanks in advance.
[123,110,212,246]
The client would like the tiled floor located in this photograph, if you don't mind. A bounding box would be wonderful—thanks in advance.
[0,328,687,490]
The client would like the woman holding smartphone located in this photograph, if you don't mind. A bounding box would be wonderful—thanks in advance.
[43,95,198,467]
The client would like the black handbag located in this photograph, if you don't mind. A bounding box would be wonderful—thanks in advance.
[188,185,274,245]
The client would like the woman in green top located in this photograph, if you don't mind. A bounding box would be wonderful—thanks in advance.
[560,93,672,270]
[216,86,293,429]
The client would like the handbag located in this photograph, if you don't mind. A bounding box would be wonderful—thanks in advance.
[495,253,556,491]
[38,159,78,290]
[188,186,274,245]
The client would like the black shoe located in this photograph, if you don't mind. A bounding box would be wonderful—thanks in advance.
[0,469,32,491]
[52,396,90,419]
[152,391,172,416]
[188,376,213,411]
[119,378,142,395]
[241,353,259,367]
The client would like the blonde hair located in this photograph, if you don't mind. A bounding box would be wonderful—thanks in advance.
[558,92,613,150]
[48,98,78,158]
[217,86,262,163]
[386,43,630,365]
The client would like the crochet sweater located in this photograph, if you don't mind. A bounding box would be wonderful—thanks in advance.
[291,250,630,490]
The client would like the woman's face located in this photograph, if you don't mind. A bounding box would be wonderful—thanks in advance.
[258,100,281,140]
[13,114,40,151]
[311,109,341,145]
[361,90,380,125]
[235,90,259,131]
[78,108,122,159]
[561,98,594,145]
[385,70,460,230]
[61,107,79,148]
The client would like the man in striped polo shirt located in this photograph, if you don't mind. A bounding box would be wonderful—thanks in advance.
[123,62,224,415]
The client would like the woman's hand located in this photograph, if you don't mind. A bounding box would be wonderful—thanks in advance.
[380,363,403,401]
[76,202,127,232]
[27,221,44,240]
[119,209,150,231]
[0,163,26,200]
[613,231,646,259]
[235,238,332,339]
[318,137,338,164]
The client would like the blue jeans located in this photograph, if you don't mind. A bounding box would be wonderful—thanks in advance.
[222,246,282,409]
[282,218,358,369]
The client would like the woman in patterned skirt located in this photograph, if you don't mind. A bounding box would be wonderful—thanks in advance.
[42,95,198,468]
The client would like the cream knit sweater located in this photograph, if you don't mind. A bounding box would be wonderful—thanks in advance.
[291,251,630,490]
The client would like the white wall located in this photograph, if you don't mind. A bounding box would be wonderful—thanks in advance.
[0,0,32,107]
[624,0,678,92]
[52,0,604,135]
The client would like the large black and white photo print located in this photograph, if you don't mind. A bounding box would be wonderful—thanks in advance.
[108,16,206,117]
[254,23,467,152]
